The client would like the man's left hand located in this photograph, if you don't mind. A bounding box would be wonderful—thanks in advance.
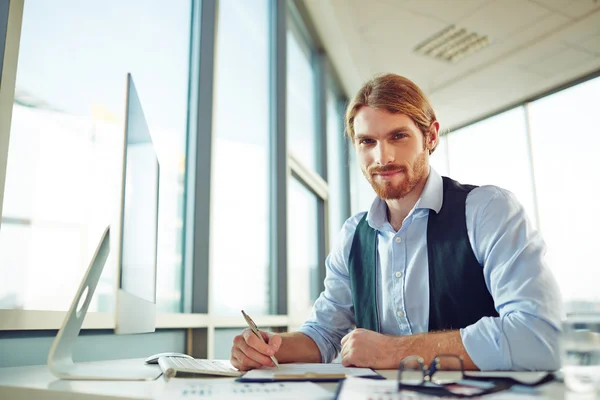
[340,328,402,369]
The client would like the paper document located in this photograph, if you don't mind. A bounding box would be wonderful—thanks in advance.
[155,378,332,399]
[336,377,415,400]
[240,363,379,381]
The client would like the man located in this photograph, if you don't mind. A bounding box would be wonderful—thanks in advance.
[230,74,562,371]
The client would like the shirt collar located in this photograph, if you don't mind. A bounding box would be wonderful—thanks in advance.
[366,167,444,231]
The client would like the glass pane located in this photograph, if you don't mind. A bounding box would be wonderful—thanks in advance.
[528,76,600,302]
[288,178,320,325]
[210,0,270,316]
[214,328,240,360]
[214,327,277,360]
[447,107,537,226]
[287,25,318,172]
[349,146,377,215]
[430,135,449,176]
[0,0,191,312]
[326,88,345,247]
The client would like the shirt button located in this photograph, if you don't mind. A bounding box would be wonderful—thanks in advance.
[395,237,402,243]
[395,271,402,278]
[397,311,404,318]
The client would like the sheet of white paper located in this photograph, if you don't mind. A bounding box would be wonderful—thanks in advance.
[154,379,332,399]
[241,363,378,380]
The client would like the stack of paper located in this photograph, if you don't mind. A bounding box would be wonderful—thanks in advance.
[155,379,332,399]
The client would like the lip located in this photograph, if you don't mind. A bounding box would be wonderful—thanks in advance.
[374,170,403,180]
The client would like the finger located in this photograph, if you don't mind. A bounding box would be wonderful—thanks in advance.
[231,346,262,371]
[341,333,349,347]
[341,329,355,346]
[242,328,275,356]
[267,334,282,352]
[236,334,277,366]
[341,348,355,367]
[230,345,243,370]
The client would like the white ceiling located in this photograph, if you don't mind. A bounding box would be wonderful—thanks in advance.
[303,0,600,129]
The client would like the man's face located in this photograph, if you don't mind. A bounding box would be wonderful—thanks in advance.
[353,107,430,200]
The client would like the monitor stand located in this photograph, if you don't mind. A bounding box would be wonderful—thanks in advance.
[47,226,161,381]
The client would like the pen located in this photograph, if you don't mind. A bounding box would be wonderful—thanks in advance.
[241,310,280,368]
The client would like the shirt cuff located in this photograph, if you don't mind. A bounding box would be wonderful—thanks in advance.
[298,324,336,363]
[460,317,512,371]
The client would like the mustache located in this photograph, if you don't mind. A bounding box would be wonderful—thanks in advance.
[369,165,406,175]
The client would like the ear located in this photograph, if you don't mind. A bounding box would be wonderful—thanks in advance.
[427,121,440,152]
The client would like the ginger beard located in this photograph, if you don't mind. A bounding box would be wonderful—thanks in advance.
[361,148,429,200]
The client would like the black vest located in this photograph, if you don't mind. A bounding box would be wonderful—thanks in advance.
[348,176,499,332]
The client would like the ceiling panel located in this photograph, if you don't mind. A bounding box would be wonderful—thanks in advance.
[557,9,600,45]
[380,0,492,24]
[430,64,544,120]
[505,40,569,68]
[579,34,600,54]
[359,8,444,48]
[530,0,600,18]
[349,0,400,32]
[523,47,597,77]
[459,0,551,41]
[428,12,570,91]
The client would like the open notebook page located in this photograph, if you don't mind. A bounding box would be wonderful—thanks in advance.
[241,363,379,380]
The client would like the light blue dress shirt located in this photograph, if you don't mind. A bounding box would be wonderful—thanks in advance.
[299,168,563,371]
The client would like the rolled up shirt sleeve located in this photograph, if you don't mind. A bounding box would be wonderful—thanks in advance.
[299,214,364,363]
[461,187,563,371]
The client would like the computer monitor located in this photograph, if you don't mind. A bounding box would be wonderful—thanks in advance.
[0,0,24,231]
[47,73,161,380]
[115,73,159,334]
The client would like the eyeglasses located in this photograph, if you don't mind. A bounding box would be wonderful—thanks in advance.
[397,354,555,398]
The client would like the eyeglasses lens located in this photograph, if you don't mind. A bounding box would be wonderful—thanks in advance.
[431,355,463,385]
[399,357,425,385]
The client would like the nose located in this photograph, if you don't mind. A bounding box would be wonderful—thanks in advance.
[374,142,395,165]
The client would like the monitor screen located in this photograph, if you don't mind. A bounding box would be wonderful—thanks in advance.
[118,73,159,304]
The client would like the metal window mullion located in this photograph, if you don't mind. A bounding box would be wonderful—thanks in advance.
[337,96,351,222]
[269,0,287,316]
[314,53,327,180]
[0,0,23,224]
[288,155,328,200]
[523,103,541,231]
[313,53,327,296]
[0,0,9,81]
[183,0,217,317]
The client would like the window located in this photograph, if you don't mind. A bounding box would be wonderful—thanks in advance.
[286,21,319,173]
[287,177,320,328]
[326,86,348,247]
[349,146,377,215]
[528,76,600,302]
[447,108,537,226]
[210,0,270,316]
[0,0,191,312]
[430,135,449,177]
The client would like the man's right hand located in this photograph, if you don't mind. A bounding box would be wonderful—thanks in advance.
[230,328,282,371]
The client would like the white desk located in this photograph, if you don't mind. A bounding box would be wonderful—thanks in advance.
[0,359,567,400]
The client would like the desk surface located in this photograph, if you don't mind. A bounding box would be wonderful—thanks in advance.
[0,359,565,400]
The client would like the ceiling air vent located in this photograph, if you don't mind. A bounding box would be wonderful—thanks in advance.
[413,25,491,63]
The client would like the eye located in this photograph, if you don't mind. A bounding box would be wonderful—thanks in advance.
[392,132,408,140]
[358,138,375,145]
